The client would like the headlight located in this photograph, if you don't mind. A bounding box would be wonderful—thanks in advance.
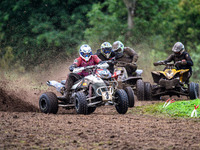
[166,72,174,79]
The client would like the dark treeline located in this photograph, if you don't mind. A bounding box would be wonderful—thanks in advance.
[0,0,200,79]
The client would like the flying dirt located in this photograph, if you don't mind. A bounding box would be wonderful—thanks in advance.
[0,81,38,112]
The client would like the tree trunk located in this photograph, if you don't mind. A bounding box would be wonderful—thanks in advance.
[123,0,136,37]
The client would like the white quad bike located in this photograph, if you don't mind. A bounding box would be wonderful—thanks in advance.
[113,61,147,101]
[39,63,131,115]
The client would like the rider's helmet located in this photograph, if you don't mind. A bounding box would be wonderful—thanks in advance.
[79,44,92,61]
[101,42,112,59]
[172,42,185,56]
[112,41,124,55]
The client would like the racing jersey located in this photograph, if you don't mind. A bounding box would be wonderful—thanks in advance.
[73,55,101,76]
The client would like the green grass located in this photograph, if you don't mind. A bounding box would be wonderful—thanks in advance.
[130,99,200,118]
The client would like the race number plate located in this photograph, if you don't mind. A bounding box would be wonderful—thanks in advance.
[101,91,112,101]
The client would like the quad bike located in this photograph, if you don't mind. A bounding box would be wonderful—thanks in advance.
[112,61,146,101]
[147,62,199,100]
[99,61,135,108]
[39,63,132,115]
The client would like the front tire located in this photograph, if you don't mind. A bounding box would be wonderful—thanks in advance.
[87,107,96,114]
[39,92,58,114]
[75,91,88,114]
[124,86,135,107]
[189,82,198,100]
[115,89,129,114]
[195,83,199,98]
[136,79,145,101]
[144,82,152,100]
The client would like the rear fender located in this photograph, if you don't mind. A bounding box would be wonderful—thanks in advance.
[47,80,65,93]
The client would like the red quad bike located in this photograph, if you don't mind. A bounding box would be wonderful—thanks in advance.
[39,62,134,115]
[112,61,147,101]
[146,62,199,100]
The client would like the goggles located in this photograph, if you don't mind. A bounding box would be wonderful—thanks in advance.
[81,52,91,57]
[174,51,181,55]
[103,48,112,54]
[113,48,122,52]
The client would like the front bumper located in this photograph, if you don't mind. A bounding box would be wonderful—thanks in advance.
[159,78,179,90]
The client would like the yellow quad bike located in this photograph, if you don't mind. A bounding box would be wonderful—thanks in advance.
[146,63,199,100]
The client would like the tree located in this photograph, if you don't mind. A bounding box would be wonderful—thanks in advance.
[0,0,98,69]
[123,0,136,37]
[85,0,127,45]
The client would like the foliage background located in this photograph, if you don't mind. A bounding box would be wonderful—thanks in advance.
[0,0,199,81]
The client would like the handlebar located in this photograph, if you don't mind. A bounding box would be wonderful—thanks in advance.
[72,62,109,74]
[154,61,175,69]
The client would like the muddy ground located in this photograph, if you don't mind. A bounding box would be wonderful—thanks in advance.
[0,65,200,150]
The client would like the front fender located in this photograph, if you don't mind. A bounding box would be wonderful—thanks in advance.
[151,71,161,83]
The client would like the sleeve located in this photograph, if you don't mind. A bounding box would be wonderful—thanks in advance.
[125,47,139,62]
[73,57,81,67]
[163,54,174,63]
[185,53,193,66]
[93,55,102,64]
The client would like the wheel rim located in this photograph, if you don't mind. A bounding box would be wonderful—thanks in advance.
[40,98,47,110]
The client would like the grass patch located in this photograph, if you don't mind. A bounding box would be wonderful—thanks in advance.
[130,99,200,118]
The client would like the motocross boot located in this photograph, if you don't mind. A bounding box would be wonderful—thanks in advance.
[63,90,70,102]
[58,90,70,103]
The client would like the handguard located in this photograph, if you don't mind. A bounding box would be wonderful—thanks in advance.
[73,67,85,73]
[69,65,75,72]
[97,62,109,69]
[153,61,165,66]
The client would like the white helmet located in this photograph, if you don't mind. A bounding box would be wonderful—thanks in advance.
[79,44,92,61]
[172,42,185,56]
[112,41,124,54]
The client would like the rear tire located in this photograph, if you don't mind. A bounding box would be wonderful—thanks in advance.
[75,91,88,114]
[144,82,152,100]
[124,86,135,107]
[115,89,129,114]
[136,79,144,101]
[189,82,198,100]
[39,92,58,114]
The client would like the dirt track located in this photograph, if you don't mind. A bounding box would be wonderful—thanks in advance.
[1,86,200,150]
[1,107,200,150]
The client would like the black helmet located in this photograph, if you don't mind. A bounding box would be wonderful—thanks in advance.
[172,42,185,56]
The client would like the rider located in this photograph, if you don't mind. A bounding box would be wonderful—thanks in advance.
[112,41,139,76]
[63,44,101,99]
[154,42,193,82]
[96,42,115,73]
